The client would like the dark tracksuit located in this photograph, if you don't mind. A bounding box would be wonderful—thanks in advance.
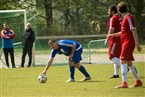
[1,29,15,68]
[21,28,35,67]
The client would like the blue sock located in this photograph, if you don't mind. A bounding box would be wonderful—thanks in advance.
[79,65,90,77]
[69,66,75,79]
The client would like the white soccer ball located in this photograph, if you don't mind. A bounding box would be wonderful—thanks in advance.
[38,74,47,83]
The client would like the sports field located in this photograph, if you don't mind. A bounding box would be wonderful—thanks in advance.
[0,62,145,97]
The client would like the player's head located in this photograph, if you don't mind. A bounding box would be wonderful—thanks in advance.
[48,39,59,49]
[117,2,127,14]
[108,5,117,17]
[3,21,9,29]
[26,22,31,30]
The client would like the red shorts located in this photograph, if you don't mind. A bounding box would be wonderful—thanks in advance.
[120,43,135,61]
[108,42,121,60]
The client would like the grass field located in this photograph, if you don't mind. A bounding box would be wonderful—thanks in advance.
[0,62,145,97]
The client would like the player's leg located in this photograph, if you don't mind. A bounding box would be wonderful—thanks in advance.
[109,41,121,78]
[127,61,142,87]
[3,48,9,68]
[115,60,128,88]
[115,45,134,88]
[65,62,75,83]
[110,57,120,78]
[73,47,91,81]
[9,48,15,68]
[75,62,91,81]
[20,47,27,67]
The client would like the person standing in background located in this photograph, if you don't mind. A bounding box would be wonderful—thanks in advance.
[19,23,35,68]
[1,21,16,68]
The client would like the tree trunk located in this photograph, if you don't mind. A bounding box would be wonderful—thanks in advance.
[44,0,53,27]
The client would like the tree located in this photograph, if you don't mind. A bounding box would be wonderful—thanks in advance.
[126,0,145,39]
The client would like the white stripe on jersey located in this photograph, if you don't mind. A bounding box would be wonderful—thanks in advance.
[49,49,54,58]
[111,43,116,55]
[76,45,82,51]
[127,17,136,30]
[58,42,73,47]
[109,18,115,30]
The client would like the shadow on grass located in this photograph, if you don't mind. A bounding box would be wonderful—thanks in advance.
[140,76,145,78]
[76,80,104,83]
[128,76,145,79]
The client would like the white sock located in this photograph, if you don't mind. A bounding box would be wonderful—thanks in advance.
[113,64,120,75]
[121,64,128,82]
[129,65,139,80]
[112,57,120,75]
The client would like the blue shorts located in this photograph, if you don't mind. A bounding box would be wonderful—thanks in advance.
[72,47,82,64]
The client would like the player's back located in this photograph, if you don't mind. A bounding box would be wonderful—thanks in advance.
[57,39,81,49]
[121,14,135,46]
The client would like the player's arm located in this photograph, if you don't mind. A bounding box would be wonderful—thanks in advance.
[132,29,142,52]
[69,44,76,62]
[41,58,54,75]
[1,30,10,39]
[41,50,56,75]
[107,31,121,38]
[7,30,15,38]
[105,28,115,45]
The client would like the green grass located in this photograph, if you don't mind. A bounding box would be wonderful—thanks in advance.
[0,62,145,97]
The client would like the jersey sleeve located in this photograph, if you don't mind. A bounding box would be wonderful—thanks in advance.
[109,17,116,30]
[127,16,136,30]
[1,30,5,38]
[49,49,57,58]
[1,30,9,39]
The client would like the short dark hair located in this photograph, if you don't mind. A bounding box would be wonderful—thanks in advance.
[109,6,117,13]
[117,2,127,13]
[48,39,56,45]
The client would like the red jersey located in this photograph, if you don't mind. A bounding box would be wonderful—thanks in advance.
[108,14,122,43]
[107,14,122,59]
[121,14,135,47]
[120,14,136,61]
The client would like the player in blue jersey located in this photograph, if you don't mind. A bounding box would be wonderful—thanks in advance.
[41,39,91,82]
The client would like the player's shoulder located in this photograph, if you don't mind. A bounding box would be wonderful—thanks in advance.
[9,29,14,32]
[125,13,133,19]
[58,39,74,44]
[112,14,121,19]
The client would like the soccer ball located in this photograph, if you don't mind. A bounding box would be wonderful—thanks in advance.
[38,74,47,83]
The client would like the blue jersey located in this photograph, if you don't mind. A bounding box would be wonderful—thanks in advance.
[50,40,82,58]
[1,29,14,49]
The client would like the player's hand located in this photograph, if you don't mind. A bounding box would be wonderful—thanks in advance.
[69,55,73,62]
[136,44,142,52]
[107,34,112,39]
[104,39,109,46]
[41,70,46,76]
[3,34,10,39]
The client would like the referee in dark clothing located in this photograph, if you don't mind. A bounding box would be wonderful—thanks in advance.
[19,23,35,68]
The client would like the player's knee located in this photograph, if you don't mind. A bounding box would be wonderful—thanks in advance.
[111,57,120,66]
[74,63,81,69]
[68,62,74,66]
